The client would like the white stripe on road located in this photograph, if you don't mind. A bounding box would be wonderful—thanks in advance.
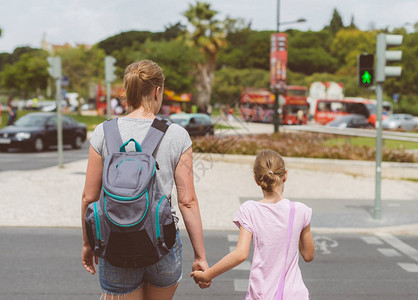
[377,248,402,257]
[233,260,252,271]
[234,279,249,292]
[228,234,239,242]
[397,263,418,273]
[375,233,418,263]
[361,236,384,245]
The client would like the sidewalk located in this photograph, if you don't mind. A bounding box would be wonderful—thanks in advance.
[0,154,417,234]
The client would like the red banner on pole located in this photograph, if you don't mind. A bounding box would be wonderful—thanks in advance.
[270,33,288,93]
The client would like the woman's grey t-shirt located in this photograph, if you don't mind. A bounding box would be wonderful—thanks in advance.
[90,117,192,222]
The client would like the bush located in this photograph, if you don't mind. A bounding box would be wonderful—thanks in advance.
[192,132,417,163]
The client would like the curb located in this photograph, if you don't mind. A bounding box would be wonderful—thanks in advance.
[196,153,418,180]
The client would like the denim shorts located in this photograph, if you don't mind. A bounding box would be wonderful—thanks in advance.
[99,230,182,295]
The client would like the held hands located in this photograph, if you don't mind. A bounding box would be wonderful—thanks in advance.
[191,258,212,289]
[190,270,210,284]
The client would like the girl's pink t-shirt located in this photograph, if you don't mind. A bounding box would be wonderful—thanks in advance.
[233,199,312,300]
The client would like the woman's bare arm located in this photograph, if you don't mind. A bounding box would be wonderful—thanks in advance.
[174,147,209,282]
[81,146,103,274]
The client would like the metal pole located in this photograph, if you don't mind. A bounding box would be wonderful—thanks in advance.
[276,0,280,32]
[106,82,111,120]
[56,77,63,168]
[274,91,279,133]
[374,82,383,219]
[273,0,280,133]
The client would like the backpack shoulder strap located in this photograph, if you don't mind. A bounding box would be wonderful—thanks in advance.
[141,116,171,155]
[103,118,123,154]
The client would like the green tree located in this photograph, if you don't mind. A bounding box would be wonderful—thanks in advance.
[183,1,227,109]
[0,50,49,97]
[161,22,186,40]
[331,29,376,68]
[98,31,160,55]
[125,39,196,93]
[327,8,344,35]
[54,46,106,99]
[212,67,269,105]
[287,30,337,74]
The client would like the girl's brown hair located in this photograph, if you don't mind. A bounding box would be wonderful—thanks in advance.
[123,60,165,112]
[253,150,286,192]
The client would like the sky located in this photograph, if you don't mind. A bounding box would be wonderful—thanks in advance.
[0,0,417,53]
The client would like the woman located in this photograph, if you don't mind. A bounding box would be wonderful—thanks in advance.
[81,60,210,299]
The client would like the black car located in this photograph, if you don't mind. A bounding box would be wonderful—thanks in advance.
[169,113,214,136]
[326,114,372,129]
[0,112,87,152]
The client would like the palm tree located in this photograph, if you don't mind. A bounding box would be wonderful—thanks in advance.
[183,1,226,110]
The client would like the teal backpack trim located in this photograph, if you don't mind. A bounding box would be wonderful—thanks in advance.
[104,190,149,228]
[155,196,166,241]
[119,138,142,152]
[103,186,146,201]
[93,202,101,241]
[116,159,142,170]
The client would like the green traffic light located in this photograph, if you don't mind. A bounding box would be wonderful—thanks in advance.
[362,71,372,84]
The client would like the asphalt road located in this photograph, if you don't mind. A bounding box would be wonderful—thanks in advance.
[0,140,89,172]
[0,228,417,300]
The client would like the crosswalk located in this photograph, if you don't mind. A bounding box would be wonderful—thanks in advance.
[361,233,418,273]
[227,232,418,295]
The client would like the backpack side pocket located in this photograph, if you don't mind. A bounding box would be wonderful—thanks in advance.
[154,196,176,251]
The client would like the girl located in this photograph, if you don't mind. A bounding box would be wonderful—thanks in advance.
[191,150,315,299]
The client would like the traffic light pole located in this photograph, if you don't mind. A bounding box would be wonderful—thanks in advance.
[55,76,63,168]
[274,90,280,133]
[374,82,383,219]
[106,82,111,120]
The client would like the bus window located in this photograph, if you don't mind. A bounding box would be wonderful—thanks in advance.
[317,102,332,112]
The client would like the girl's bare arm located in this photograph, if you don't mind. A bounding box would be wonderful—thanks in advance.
[191,226,252,283]
[299,224,315,262]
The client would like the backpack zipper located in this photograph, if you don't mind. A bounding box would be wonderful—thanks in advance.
[155,196,166,245]
[93,202,101,241]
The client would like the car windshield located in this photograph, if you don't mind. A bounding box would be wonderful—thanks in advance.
[14,115,47,127]
[387,115,402,121]
[170,118,188,126]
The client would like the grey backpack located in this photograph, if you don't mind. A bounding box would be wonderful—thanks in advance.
[85,117,176,268]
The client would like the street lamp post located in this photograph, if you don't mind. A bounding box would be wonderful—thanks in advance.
[273,0,306,133]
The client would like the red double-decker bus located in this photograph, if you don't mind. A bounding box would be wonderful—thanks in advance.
[240,88,275,123]
[282,85,309,125]
[240,86,309,124]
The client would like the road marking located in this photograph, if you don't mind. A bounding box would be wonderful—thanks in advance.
[375,233,418,263]
[377,248,402,257]
[234,279,249,292]
[361,236,384,245]
[228,234,239,242]
[314,236,339,254]
[233,260,251,271]
[397,263,418,273]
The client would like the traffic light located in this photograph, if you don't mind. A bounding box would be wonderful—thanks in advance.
[47,56,62,79]
[376,34,403,83]
[358,54,374,88]
[105,56,117,83]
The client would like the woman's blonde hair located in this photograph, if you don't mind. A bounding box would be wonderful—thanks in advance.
[253,150,286,192]
[123,60,165,112]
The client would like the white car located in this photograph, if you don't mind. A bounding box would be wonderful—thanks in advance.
[382,114,418,131]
